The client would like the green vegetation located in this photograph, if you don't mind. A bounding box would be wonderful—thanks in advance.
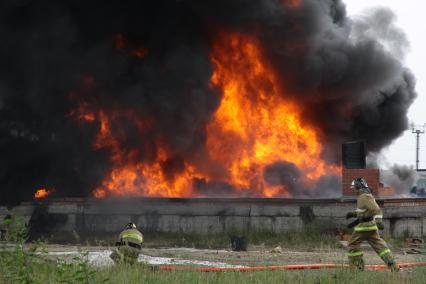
[1,213,426,283]
[90,266,426,284]
[1,261,426,284]
[109,266,426,284]
[143,221,339,249]
[0,212,103,284]
[247,222,339,249]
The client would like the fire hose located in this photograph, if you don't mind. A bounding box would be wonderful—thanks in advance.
[159,262,426,272]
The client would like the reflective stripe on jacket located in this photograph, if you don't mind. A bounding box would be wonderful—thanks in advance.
[119,228,144,245]
[355,191,381,232]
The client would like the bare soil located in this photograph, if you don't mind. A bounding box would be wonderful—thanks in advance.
[44,243,426,267]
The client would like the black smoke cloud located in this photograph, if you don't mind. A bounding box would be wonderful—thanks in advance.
[263,161,300,195]
[381,164,417,195]
[0,0,416,204]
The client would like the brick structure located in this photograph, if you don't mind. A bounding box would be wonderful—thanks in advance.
[378,185,396,196]
[342,168,379,197]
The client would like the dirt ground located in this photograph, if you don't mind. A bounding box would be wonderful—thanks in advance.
[142,246,426,266]
[43,243,426,267]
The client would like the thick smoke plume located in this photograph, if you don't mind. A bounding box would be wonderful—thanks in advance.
[0,0,416,204]
[381,165,417,195]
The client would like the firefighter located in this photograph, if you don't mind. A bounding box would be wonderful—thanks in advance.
[346,177,399,271]
[110,222,143,265]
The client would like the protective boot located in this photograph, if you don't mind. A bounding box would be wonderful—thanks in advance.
[388,261,399,272]
[349,256,365,271]
[382,253,399,272]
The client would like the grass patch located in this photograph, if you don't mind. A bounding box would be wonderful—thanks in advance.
[247,223,339,249]
[2,261,426,284]
[142,221,339,249]
[2,212,424,283]
[89,265,426,284]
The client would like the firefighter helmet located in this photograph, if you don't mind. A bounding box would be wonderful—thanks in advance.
[351,177,368,189]
[125,222,137,229]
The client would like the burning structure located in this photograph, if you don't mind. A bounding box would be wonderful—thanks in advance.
[0,0,416,205]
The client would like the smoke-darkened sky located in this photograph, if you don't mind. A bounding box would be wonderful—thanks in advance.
[346,0,426,169]
[0,0,416,204]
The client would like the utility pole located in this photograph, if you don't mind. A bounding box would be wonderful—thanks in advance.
[411,124,426,171]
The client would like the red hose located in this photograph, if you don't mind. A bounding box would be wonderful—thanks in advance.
[159,262,426,272]
[367,262,426,270]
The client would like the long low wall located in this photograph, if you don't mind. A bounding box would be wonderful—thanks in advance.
[1,198,425,242]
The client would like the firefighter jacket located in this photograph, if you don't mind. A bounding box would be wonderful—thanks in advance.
[354,189,383,232]
[118,228,144,245]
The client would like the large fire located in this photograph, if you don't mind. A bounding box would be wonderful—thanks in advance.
[205,34,338,196]
[91,111,204,198]
[74,32,339,198]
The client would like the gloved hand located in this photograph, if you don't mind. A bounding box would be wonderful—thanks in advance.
[377,222,384,230]
[347,219,359,229]
[346,212,357,219]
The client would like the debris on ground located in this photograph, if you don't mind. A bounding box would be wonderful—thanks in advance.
[406,248,423,255]
[405,238,424,248]
[270,246,283,253]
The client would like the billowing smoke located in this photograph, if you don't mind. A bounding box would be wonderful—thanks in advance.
[263,162,300,195]
[381,165,417,195]
[0,0,416,204]
[350,7,409,61]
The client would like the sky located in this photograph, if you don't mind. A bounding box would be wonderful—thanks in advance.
[345,0,426,169]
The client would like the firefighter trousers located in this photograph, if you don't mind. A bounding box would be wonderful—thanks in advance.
[347,230,397,270]
[110,245,140,265]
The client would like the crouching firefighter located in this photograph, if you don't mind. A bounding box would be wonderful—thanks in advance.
[346,177,398,272]
[110,222,143,265]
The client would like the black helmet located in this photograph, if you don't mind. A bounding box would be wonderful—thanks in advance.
[351,177,368,189]
[125,222,136,230]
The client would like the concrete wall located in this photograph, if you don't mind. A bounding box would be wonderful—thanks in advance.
[1,198,425,242]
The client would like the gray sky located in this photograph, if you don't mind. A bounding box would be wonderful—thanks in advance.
[345,0,426,169]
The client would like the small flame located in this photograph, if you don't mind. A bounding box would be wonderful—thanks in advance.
[114,33,126,50]
[284,0,302,8]
[34,188,52,199]
[129,48,148,58]
[81,112,96,122]
[93,188,107,198]
[114,33,148,58]
[68,102,96,123]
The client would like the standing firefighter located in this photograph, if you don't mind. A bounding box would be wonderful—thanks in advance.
[110,222,143,265]
[346,177,399,271]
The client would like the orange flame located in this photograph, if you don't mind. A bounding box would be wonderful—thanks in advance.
[69,102,95,123]
[114,33,148,58]
[92,111,203,197]
[94,159,200,197]
[114,33,126,50]
[34,188,52,199]
[86,32,339,198]
[129,48,148,58]
[205,33,339,196]
[284,0,302,8]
